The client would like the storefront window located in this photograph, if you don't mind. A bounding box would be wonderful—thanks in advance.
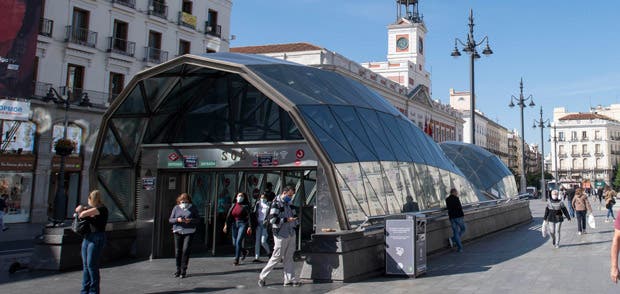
[51,124,83,155]
[1,120,35,154]
[0,172,33,223]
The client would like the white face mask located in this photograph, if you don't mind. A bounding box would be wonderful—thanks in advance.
[261,198,267,204]
[179,203,189,209]
[551,194,558,200]
[237,197,244,203]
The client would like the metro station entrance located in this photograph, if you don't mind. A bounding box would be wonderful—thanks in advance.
[154,168,317,258]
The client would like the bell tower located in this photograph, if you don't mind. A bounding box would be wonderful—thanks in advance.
[387,0,427,67]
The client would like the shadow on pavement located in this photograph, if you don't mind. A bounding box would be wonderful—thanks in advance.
[145,287,236,293]
[559,240,610,248]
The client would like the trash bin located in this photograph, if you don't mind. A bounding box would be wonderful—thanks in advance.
[385,213,426,277]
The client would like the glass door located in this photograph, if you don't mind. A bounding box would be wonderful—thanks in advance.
[213,172,237,255]
[188,173,216,252]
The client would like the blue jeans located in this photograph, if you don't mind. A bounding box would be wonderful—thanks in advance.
[450,217,466,251]
[231,220,247,261]
[567,200,575,218]
[607,207,616,219]
[576,210,587,233]
[81,232,106,294]
[254,222,270,258]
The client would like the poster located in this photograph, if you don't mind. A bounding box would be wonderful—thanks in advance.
[142,177,155,191]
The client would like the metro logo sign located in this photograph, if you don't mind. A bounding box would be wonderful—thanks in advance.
[168,152,179,161]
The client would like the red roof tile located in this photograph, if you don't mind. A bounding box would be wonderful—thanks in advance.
[230,42,323,54]
[559,113,617,122]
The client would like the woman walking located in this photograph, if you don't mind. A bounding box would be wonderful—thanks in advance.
[75,190,108,294]
[168,193,200,278]
[544,190,571,248]
[605,186,617,222]
[224,192,253,265]
[253,193,271,262]
[571,188,592,235]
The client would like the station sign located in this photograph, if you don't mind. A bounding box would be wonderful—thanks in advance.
[156,143,317,169]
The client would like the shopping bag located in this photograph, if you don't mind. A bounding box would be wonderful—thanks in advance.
[587,213,596,229]
[541,220,548,237]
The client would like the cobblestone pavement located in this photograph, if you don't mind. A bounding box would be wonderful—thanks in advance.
[1,198,619,293]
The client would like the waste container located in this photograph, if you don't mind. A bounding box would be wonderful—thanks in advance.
[385,213,426,277]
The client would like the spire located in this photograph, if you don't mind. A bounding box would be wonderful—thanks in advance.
[396,0,423,23]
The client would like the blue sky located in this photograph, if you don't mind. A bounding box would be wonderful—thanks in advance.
[231,0,620,154]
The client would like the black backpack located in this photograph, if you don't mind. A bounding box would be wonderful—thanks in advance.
[72,217,92,237]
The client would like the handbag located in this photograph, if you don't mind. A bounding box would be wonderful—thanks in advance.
[72,216,92,237]
[587,213,596,229]
[541,220,548,237]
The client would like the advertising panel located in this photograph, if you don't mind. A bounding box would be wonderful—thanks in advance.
[0,0,41,98]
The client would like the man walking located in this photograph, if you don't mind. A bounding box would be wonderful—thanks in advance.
[258,186,301,287]
[566,186,576,218]
[446,188,465,252]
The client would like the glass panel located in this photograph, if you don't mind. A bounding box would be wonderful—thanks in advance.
[245,173,265,206]
[234,86,281,141]
[303,170,317,205]
[380,161,402,214]
[394,119,424,163]
[284,171,304,207]
[51,124,82,155]
[300,107,356,163]
[142,112,175,144]
[98,182,127,222]
[98,128,130,167]
[0,172,32,223]
[334,171,367,228]
[111,118,147,160]
[377,113,412,162]
[335,163,369,214]
[188,173,216,218]
[98,169,134,220]
[331,106,378,162]
[357,108,396,161]
[115,83,146,115]
[360,161,387,215]
[398,163,422,212]
[1,121,35,154]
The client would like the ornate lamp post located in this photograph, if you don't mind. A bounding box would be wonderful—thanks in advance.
[533,107,550,200]
[451,9,493,145]
[509,78,535,194]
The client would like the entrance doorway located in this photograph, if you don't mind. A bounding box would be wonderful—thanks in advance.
[154,168,316,258]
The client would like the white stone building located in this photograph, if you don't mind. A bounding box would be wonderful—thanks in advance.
[1,0,231,224]
[550,107,620,186]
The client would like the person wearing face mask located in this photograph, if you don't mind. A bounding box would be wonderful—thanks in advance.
[168,193,200,278]
[544,190,571,248]
[224,192,253,265]
[252,193,272,262]
[258,186,301,287]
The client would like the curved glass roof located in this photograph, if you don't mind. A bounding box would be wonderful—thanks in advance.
[440,141,518,199]
[93,53,479,227]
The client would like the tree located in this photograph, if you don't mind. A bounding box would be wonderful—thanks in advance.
[614,166,620,189]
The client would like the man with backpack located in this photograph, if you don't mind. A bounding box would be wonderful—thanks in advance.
[258,186,301,287]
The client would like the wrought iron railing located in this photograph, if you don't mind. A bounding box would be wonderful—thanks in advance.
[65,26,97,48]
[205,21,221,38]
[107,37,135,57]
[39,18,53,37]
[144,46,168,64]
[111,0,135,8]
[148,0,168,19]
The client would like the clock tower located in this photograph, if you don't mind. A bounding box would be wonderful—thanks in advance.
[387,0,427,67]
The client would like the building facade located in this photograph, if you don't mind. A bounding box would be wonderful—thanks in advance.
[551,108,620,186]
[1,0,232,224]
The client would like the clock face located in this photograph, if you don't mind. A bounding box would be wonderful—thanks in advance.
[396,37,409,50]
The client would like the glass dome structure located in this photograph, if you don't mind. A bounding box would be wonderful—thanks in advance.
[440,141,518,200]
[91,53,479,229]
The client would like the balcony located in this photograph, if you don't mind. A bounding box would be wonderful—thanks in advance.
[65,26,97,48]
[148,0,168,19]
[107,37,135,57]
[178,12,197,30]
[581,137,589,141]
[571,153,580,157]
[58,86,110,106]
[111,0,135,9]
[595,152,604,157]
[612,150,620,155]
[559,153,568,158]
[32,81,53,98]
[205,21,222,38]
[39,18,53,37]
[581,152,591,157]
[144,47,168,64]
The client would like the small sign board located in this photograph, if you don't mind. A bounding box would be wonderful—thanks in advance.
[142,177,156,191]
[385,217,415,276]
[183,155,198,168]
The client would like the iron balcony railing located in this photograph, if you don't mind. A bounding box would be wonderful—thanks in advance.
[144,46,168,64]
[148,0,168,19]
[58,86,110,106]
[107,37,135,57]
[205,21,221,38]
[178,11,197,29]
[581,152,591,157]
[595,152,604,157]
[559,153,568,158]
[571,153,580,157]
[39,18,53,37]
[111,0,135,9]
[32,81,53,98]
[65,26,97,48]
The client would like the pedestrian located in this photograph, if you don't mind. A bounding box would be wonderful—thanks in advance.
[599,187,605,206]
[559,187,566,201]
[75,190,108,294]
[572,188,592,235]
[264,182,276,202]
[168,193,199,278]
[605,187,617,223]
[224,192,253,266]
[544,190,571,248]
[611,211,620,283]
[446,188,466,252]
[0,194,8,232]
[253,193,271,263]
[258,186,301,287]
[565,187,576,218]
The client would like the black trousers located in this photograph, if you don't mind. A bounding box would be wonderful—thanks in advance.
[174,233,194,271]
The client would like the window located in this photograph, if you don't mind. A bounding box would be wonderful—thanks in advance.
[571,145,577,154]
[206,48,216,53]
[559,159,564,169]
[595,130,601,140]
[112,20,129,52]
[178,39,190,55]
[583,158,588,169]
[66,64,85,90]
[109,72,125,103]
[582,145,588,153]
[572,158,578,168]
[558,132,564,141]
[582,131,587,140]
[571,131,577,141]
[147,30,163,62]
[148,30,162,50]
[182,0,192,14]
[1,121,36,154]
[206,9,219,37]
[596,158,601,168]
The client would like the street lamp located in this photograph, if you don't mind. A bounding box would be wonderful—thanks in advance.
[45,87,91,226]
[451,9,493,145]
[548,123,560,188]
[509,78,535,194]
[533,107,550,200]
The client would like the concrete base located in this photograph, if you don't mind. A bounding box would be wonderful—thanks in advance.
[300,200,532,283]
[30,226,136,271]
